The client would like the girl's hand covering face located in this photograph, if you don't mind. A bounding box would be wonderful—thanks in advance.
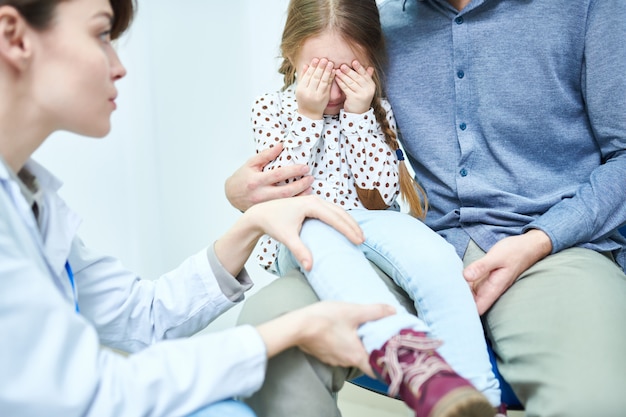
[295,58,335,119]
[334,60,375,114]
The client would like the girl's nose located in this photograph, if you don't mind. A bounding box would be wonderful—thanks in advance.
[330,80,344,101]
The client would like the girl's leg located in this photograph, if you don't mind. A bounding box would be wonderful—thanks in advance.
[277,218,496,416]
[276,218,428,352]
[187,399,256,417]
[350,209,501,407]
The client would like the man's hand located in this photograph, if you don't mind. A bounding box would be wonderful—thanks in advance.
[464,229,553,314]
[334,60,376,114]
[225,144,314,211]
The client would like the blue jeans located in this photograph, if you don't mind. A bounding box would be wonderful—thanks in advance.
[275,209,500,406]
[187,399,256,417]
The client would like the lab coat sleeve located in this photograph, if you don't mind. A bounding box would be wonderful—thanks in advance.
[0,206,267,417]
[69,238,252,352]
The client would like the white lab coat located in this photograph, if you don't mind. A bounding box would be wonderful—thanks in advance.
[0,159,266,417]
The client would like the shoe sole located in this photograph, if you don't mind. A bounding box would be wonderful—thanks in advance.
[429,386,496,417]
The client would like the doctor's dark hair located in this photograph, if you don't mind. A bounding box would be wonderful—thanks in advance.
[278,0,428,218]
[0,0,135,40]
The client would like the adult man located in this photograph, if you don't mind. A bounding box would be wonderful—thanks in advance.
[227,0,626,416]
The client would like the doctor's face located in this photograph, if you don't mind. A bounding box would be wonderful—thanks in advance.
[30,0,127,137]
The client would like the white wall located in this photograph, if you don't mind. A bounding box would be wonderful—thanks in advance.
[33,0,291,331]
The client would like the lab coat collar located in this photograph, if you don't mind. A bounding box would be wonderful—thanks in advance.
[28,160,82,277]
[2,158,82,278]
[23,159,64,193]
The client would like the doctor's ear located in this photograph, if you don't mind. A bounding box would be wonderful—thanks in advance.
[0,6,33,71]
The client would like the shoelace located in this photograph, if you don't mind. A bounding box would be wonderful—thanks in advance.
[380,332,450,397]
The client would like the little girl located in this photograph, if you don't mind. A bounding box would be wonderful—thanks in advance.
[251,0,505,416]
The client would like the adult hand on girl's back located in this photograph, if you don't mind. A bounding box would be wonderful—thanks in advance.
[334,60,375,114]
[225,143,314,211]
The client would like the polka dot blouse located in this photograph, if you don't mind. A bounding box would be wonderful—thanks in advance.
[252,84,401,270]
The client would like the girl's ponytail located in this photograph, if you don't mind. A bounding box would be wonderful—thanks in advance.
[372,97,428,219]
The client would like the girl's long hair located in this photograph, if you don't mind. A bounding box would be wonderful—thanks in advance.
[278,0,427,217]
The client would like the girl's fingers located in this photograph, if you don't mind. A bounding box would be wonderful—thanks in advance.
[352,60,366,75]
[334,73,348,91]
[352,60,374,78]
[300,59,318,87]
[301,58,336,91]
[336,61,376,94]
[310,58,333,90]
[335,68,356,92]
[319,61,335,89]
[337,65,364,90]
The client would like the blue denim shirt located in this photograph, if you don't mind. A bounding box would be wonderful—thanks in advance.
[379,0,626,272]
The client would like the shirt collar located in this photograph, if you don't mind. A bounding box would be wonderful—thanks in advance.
[0,157,62,196]
[0,157,39,210]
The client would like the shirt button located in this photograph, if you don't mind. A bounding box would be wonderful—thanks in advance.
[459,123,467,130]
[457,70,465,79]
[455,16,464,24]
[460,168,468,177]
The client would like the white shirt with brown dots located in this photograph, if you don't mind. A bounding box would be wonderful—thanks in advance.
[252,84,401,271]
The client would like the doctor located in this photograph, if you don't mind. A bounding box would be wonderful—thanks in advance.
[0,0,394,416]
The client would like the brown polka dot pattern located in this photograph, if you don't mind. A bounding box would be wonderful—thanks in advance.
[252,85,401,269]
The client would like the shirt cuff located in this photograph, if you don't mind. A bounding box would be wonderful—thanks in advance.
[206,244,253,302]
[286,113,324,148]
[340,108,376,136]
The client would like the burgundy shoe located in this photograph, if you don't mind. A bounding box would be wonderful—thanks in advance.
[495,403,508,416]
[369,329,496,417]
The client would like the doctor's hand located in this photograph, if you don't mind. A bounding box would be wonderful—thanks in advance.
[257,301,396,378]
[214,195,363,276]
[225,143,313,212]
[246,195,364,271]
[464,229,552,314]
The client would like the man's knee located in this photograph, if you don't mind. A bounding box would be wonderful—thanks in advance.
[243,347,347,417]
[487,248,626,417]
[525,381,626,417]
[237,269,319,326]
